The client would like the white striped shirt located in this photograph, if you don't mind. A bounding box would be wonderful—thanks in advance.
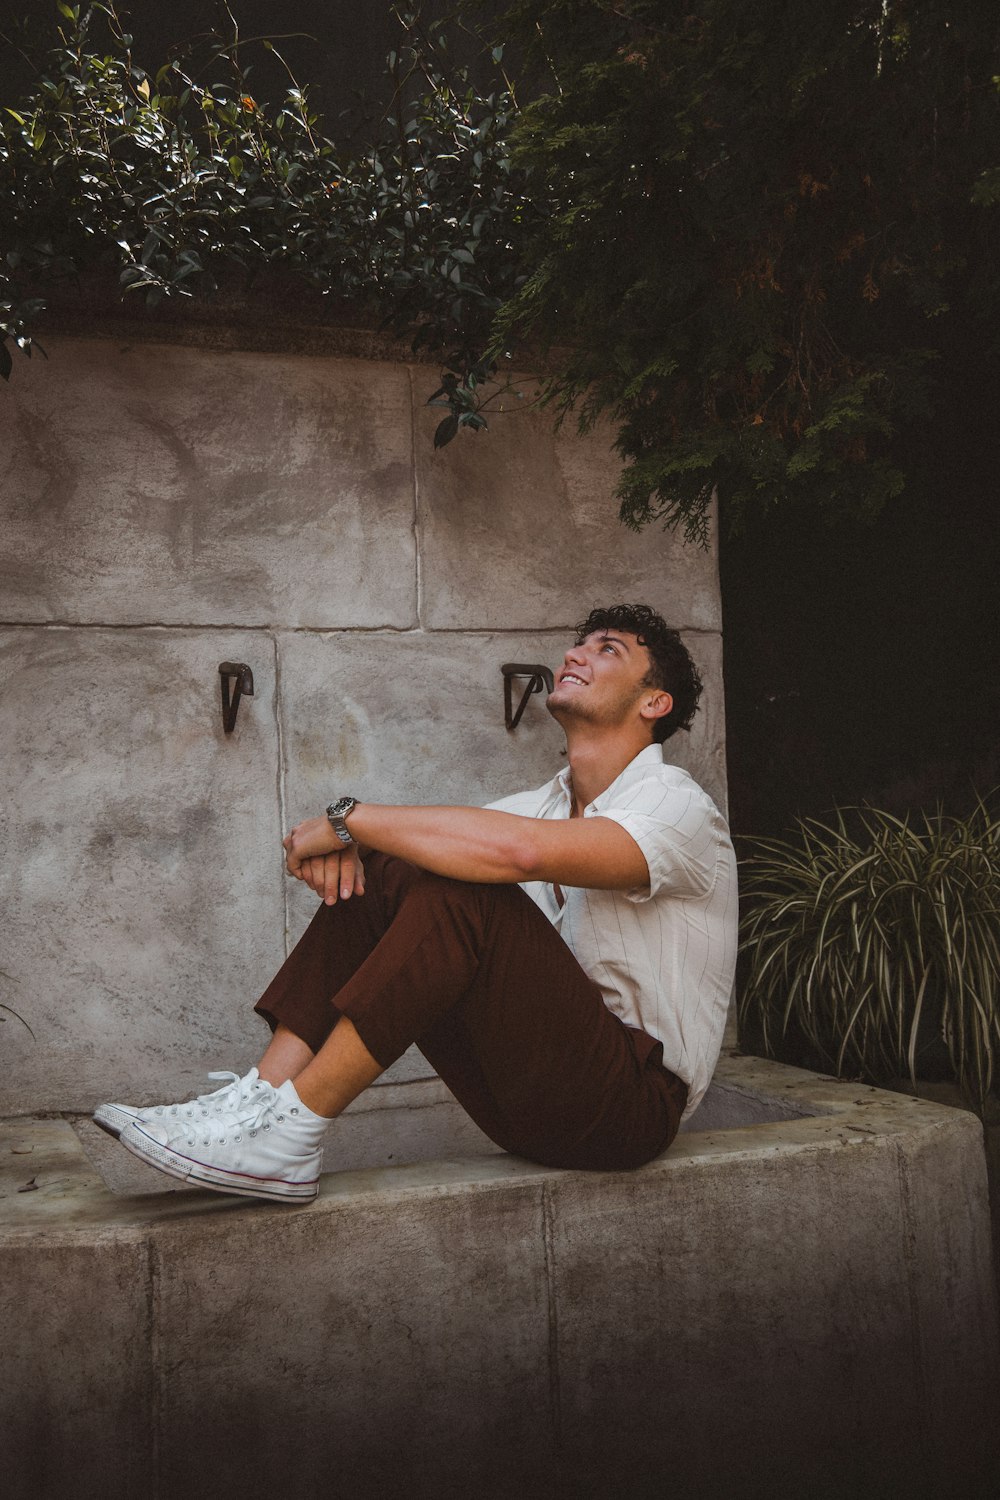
[487,745,738,1121]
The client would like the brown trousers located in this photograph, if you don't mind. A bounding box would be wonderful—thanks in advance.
[255,853,687,1171]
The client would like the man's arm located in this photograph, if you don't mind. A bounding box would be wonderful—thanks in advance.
[283,803,649,902]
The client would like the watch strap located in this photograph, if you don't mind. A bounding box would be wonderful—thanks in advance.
[326,796,358,846]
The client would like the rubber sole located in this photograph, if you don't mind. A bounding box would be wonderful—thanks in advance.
[120,1123,319,1203]
[92,1103,140,1140]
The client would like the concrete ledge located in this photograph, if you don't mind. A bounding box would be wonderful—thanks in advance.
[2,1053,998,1500]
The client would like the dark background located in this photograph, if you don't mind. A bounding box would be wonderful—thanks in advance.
[4,1,998,838]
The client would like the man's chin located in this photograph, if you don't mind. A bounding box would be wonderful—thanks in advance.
[546,691,586,726]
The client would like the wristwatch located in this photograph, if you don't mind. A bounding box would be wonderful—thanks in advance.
[326,796,359,847]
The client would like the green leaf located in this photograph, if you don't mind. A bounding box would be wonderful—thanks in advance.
[434,413,460,447]
[228,156,243,178]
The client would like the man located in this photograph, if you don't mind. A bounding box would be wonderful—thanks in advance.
[96,603,738,1202]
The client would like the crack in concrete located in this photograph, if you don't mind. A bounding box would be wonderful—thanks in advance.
[541,1180,562,1451]
[145,1236,163,1500]
[408,364,424,630]
[0,620,716,636]
[272,632,291,956]
[894,1139,936,1485]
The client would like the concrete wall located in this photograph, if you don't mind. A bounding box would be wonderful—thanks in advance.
[0,333,725,1114]
[3,1055,997,1500]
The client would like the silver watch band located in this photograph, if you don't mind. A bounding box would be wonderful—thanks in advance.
[326,796,358,847]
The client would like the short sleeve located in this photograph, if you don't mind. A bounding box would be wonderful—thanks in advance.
[594,779,724,902]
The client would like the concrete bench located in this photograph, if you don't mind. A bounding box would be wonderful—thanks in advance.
[3,1051,998,1499]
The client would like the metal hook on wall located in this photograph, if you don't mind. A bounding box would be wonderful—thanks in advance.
[501,663,554,731]
[219,662,254,734]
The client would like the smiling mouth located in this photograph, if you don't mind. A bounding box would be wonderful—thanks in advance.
[559,673,587,687]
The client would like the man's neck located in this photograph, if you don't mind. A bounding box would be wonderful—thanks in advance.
[564,730,655,816]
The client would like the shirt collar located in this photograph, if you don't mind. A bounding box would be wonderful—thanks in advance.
[556,743,665,812]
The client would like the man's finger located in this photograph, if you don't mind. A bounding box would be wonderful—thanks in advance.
[338,847,356,900]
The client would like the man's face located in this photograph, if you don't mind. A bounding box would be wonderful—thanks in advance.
[547,629,659,730]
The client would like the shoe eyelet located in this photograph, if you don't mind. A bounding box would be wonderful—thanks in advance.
[277,1114,285,1123]
[290,1108,299,1116]
[263,1124,271,1131]
[235,1135,242,1142]
[250,1129,257,1137]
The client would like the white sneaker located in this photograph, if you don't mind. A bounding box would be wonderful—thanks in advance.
[93,1067,267,1140]
[119,1078,327,1202]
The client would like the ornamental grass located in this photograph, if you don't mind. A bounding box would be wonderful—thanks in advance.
[737,799,1000,1116]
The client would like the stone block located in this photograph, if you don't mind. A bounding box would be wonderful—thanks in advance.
[546,1136,955,1498]
[412,369,721,632]
[890,1112,1000,1492]
[0,1121,152,1500]
[1,337,416,627]
[2,1062,997,1500]
[0,628,285,1113]
[152,1170,554,1497]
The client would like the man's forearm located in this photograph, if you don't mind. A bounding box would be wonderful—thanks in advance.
[319,804,533,884]
[284,801,651,891]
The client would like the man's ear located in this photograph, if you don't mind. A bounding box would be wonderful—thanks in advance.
[640,690,673,726]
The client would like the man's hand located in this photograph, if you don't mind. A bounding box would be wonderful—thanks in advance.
[284,817,366,903]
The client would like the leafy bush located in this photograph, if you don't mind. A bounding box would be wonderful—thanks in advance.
[738,801,1000,1115]
[6,2,1000,536]
[492,0,1000,539]
[0,1,534,442]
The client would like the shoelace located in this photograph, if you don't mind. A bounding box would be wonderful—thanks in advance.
[183,1082,303,1148]
[148,1069,263,1122]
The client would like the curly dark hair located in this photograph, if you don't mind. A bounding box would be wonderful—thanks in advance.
[574,603,703,743]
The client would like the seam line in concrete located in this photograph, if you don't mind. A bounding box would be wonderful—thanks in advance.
[894,1139,936,1483]
[146,1235,163,1500]
[272,631,291,956]
[408,364,424,630]
[0,620,721,637]
[541,1180,563,1451]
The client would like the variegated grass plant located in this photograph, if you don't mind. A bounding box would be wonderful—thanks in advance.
[737,800,1000,1116]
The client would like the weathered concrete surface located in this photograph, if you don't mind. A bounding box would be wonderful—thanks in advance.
[0,617,727,1110]
[154,1172,554,1495]
[2,332,728,1116]
[0,1120,153,1499]
[2,1057,996,1500]
[1,336,417,628]
[415,383,722,632]
[0,627,285,1114]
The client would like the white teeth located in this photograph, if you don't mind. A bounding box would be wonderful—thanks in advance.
[561,674,586,685]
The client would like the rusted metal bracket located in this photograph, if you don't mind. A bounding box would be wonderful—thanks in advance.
[501,663,555,730]
[219,662,254,734]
